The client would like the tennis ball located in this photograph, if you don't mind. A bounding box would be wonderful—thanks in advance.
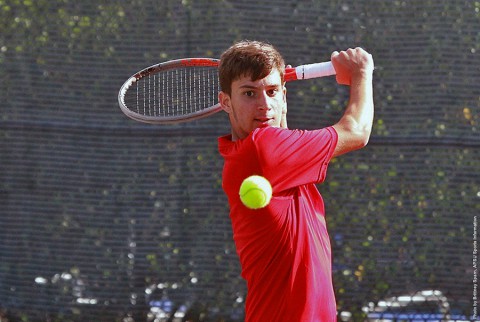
[239,175,272,209]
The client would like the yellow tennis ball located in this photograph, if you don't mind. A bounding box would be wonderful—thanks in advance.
[239,175,272,209]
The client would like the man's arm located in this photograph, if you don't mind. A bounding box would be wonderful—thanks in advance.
[331,48,374,157]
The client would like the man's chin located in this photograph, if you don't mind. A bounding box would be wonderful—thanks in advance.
[257,123,271,128]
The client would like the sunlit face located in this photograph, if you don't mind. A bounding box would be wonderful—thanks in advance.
[219,69,287,141]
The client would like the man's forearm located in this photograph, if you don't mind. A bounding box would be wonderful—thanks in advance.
[344,72,374,139]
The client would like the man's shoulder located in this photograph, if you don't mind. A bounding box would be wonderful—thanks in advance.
[251,125,289,140]
[252,126,334,142]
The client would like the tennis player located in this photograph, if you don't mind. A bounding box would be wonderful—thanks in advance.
[217,40,374,322]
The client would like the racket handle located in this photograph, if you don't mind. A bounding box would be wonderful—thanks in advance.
[295,61,336,80]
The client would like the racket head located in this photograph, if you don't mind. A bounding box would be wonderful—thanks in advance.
[118,58,222,124]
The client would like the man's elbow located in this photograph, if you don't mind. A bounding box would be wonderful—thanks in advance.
[332,124,372,157]
[345,118,372,148]
[356,127,372,148]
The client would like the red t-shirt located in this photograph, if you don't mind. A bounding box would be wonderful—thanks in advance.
[218,126,338,322]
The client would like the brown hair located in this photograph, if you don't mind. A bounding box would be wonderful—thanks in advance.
[219,40,285,95]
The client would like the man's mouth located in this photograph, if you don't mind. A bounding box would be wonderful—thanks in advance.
[255,117,273,123]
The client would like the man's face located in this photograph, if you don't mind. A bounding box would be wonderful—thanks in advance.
[219,69,287,141]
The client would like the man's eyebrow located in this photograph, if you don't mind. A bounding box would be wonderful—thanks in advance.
[238,84,258,89]
[238,83,281,89]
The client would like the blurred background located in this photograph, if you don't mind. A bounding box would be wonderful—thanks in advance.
[0,0,478,321]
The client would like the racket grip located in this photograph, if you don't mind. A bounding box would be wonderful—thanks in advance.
[296,61,336,80]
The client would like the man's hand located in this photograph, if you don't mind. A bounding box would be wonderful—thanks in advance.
[331,48,374,86]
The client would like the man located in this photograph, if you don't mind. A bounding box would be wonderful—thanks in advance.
[217,40,374,322]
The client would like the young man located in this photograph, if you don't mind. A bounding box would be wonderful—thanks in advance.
[217,40,374,322]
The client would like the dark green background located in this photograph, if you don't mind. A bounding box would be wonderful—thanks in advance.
[1,0,478,321]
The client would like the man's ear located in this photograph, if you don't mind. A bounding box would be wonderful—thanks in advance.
[218,91,232,114]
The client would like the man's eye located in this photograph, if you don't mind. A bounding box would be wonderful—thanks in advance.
[244,91,255,97]
[267,89,278,96]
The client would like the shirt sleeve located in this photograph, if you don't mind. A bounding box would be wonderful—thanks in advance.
[251,126,338,192]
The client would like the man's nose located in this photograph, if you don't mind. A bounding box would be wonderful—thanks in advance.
[257,92,271,110]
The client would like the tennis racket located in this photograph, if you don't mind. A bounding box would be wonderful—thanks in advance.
[118,58,336,124]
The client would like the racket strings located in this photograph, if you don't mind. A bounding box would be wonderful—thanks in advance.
[125,66,219,118]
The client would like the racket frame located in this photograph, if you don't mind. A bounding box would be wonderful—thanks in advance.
[118,58,221,124]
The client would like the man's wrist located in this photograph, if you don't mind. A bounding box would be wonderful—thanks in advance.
[351,69,373,83]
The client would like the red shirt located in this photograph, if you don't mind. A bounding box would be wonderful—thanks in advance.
[218,126,338,322]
